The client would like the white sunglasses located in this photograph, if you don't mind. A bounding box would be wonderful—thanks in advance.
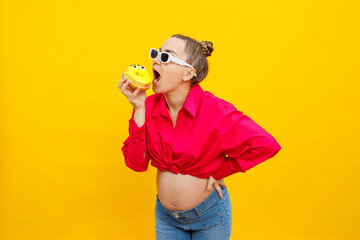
[149,48,197,77]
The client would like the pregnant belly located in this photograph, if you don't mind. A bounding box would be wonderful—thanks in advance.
[156,169,215,211]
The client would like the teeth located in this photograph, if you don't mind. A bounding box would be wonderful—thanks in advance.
[153,74,160,84]
[153,77,160,83]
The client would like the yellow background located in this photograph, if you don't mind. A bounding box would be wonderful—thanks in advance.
[1,0,359,239]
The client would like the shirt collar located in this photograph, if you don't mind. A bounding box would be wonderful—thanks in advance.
[152,84,203,118]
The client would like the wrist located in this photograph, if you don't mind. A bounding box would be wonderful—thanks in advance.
[134,106,145,111]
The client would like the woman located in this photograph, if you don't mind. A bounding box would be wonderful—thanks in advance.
[118,34,281,240]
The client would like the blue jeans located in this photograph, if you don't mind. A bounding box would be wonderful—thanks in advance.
[155,184,232,240]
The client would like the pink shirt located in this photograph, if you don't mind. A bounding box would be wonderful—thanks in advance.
[121,84,281,180]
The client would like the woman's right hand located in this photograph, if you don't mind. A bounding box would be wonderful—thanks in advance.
[118,71,150,109]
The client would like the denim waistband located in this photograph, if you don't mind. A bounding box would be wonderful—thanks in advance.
[156,185,227,218]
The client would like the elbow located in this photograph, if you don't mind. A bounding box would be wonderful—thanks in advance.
[254,135,281,158]
[235,137,281,173]
[267,138,281,157]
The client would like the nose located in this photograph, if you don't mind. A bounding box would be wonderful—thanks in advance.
[153,54,161,65]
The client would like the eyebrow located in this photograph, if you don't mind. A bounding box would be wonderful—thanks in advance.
[159,47,177,56]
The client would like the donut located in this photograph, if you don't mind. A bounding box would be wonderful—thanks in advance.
[124,64,152,91]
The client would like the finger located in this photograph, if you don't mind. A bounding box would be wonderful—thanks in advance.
[120,74,127,84]
[120,79,129,92]
[121,80,132,97]
[220,179,226,187]
[118,73,128,87]
[205,178,213,193]
[118,77,126,88]
[120,75,126,82]
[214,185,223,199]
[130,87,140,98]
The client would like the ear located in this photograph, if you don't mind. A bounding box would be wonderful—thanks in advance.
[182,69,196,82]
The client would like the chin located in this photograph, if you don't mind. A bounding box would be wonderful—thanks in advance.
[152,85,161,94]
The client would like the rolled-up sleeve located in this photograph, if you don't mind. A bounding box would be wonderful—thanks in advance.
[211,111,281,180]
[121,107,150,172]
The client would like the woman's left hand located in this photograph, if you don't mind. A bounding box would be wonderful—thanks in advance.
[205,175,226,199]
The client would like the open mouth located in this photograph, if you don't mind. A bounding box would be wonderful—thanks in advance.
[153,69,161,84]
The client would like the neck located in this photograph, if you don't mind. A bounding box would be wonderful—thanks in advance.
[164,84,191,114]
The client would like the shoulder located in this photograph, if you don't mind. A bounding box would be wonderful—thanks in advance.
[201,90,247,134]
[201,90,242,118]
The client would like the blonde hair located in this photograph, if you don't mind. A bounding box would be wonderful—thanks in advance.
[171,34,214,87]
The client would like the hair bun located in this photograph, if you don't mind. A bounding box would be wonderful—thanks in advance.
[200,41,214,57]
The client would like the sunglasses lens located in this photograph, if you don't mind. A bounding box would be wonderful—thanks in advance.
[150,49,158,59]
[160,53,169,63]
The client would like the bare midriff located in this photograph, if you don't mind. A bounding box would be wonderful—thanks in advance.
[156,169,215,211]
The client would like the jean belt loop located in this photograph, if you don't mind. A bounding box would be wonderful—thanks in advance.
[194,206,201,217]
